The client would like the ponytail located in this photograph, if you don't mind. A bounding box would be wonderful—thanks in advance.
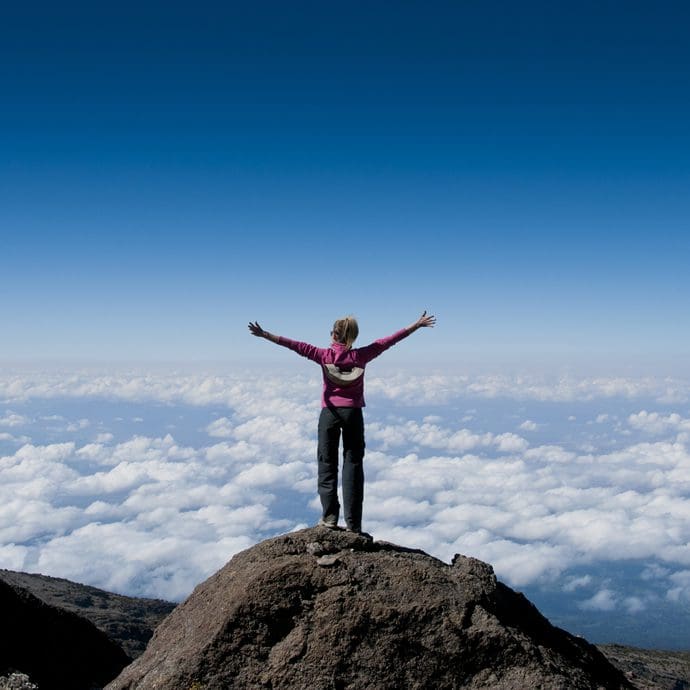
[332,316,359,349]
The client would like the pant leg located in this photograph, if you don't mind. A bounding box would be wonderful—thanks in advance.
[341,407,365,530]
[317,407,341,520]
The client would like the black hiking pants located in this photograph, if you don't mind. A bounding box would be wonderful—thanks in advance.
[317,406,365,531]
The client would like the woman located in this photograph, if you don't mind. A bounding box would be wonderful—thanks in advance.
[248,311,436,535]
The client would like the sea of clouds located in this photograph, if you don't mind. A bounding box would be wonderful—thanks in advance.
[1,365,690,646]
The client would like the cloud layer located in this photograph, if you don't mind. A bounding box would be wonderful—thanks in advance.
[1,366,688,407]
[1,366,690,626]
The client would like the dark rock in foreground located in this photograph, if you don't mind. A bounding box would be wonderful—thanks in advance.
[0,569,176,659]
[107,528,632,689]
[0,577,130,690]
[0,672,38,689]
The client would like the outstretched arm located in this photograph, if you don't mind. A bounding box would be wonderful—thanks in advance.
[248,321,280,344]
[248,321,326,363]
[357,310,437,364]
[405,310,436,334]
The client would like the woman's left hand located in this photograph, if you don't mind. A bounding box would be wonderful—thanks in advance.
[414,310,436,329]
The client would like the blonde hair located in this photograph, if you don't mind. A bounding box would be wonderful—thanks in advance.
[332,316,359,349]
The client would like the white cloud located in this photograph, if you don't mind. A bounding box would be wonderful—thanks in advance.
[366,420,528,454]
[0,432,32,444]
[629,410,690,435]
[370,373,690,405]
[579,588,617,611]
[519,420,538,431]
[666,570,690,603]
[0,411,29,427]
[563,575,592,592]
[34,520,259,601]
[66,418,90,431]
[0,543,29,571]
[1,367,687,407]
[234,461,311,489]
[206,417,234,437]
[494,432,529,452]
[0,419,316,598]
[360,432,690,585]
[641,563,670,581]
[624,596,646,613]
[0,369,323,416]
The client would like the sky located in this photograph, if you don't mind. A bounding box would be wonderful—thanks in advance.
[1,0,689,364]
[2,0,690,651]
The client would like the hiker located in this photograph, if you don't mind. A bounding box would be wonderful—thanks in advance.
[248,311,436,535]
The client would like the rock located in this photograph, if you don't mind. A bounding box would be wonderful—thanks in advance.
[0,569,176,659]
[0,577,130,690]
[316,554,340,567]
[107,528,633,689]
[305,541,326,556]
[598,644,690,690]
[0,673,38,690]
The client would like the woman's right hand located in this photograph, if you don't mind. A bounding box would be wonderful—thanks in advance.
[248,321,266,338]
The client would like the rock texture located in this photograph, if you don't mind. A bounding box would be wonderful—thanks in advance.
[0,674,38,690]
[107,527,633,690]
[0,569,175,659]
[0,577,130,690]
[599,645,690,690]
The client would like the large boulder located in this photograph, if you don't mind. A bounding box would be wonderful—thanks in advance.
[108,528,632,689]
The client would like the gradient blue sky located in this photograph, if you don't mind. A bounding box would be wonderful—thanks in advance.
[2,1,689,366]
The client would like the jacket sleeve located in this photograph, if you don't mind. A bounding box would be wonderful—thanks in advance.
[277,336,327,364]
[355,328,412,364]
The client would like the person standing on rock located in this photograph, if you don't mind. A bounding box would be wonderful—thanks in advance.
[248,311,436,535]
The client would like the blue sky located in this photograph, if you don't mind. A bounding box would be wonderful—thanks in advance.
[2,1,689,364]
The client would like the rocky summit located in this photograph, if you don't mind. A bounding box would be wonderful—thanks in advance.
[107,527,632,690]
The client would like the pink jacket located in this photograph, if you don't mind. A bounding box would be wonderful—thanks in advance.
[277,328,411,407]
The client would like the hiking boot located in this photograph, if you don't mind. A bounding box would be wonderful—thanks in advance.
[346,527,373,540]
[317,516,338,529]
